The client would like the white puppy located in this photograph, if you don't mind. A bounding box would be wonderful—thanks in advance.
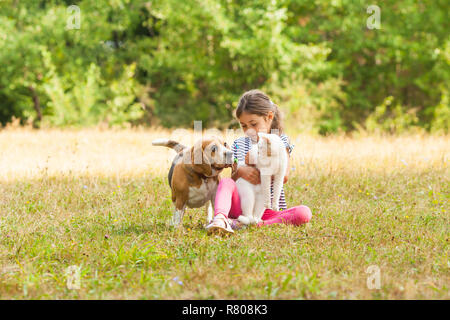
[235,132,288,225]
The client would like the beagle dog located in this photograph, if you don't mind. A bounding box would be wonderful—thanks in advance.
[152,136,233,227]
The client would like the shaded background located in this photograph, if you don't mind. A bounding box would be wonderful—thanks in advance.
[0,0,448,134]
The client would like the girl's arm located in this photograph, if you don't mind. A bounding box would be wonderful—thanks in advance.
[239,148,291,184]
[231,162,240,181]
[280,134,294,184]
[232,153,261,184]
[284,148,290,184]
[232,163,260,184]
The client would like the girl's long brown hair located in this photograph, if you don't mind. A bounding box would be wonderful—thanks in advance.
[235,89,283,135]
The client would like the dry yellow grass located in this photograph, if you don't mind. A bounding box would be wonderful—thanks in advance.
[1,127,448,180]
[0,127,448,299]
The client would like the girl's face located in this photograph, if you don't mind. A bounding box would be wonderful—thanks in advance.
[238,111,273,142]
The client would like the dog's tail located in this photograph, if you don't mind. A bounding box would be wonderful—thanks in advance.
[152,139,187,153]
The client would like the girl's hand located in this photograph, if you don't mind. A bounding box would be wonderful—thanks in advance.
[231,161,238,174]
[245,152,252,166]
[238,166,261,185]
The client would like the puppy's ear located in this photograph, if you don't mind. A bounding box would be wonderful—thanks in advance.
[262,136,272,157]
[191,141,202,165]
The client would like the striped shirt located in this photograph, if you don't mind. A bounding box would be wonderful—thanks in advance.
[232,134,294,210]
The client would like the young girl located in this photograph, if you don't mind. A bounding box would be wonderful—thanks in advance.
[205,89,312,235]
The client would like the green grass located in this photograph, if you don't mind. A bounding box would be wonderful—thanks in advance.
[0,130,448,299]
[1,169,448,299]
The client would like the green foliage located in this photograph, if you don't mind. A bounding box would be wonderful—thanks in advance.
[0,0,448,133]
[42,48,143,126]
[429,90,450,134]
[363,96,419,134]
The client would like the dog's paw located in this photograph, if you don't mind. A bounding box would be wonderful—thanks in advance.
[248,216,262,225]
[169,218,182,228]
[238,215,252,225]
[249,216,262,224]
[170,222,181,228]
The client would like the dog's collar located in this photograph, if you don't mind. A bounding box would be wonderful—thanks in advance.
[200,170,221,179]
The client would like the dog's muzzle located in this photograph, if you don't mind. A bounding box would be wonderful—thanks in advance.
[224,151,234,167]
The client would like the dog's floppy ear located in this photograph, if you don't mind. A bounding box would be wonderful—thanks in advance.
[262,136,272,157]
[190,140,213,176]
[190,140,202,165]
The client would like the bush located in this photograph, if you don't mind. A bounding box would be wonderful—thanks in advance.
[0,0,448,133]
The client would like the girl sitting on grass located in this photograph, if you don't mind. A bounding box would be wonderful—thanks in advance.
[205,89,312,235]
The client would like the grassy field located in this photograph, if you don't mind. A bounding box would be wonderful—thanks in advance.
[0,127,448,299]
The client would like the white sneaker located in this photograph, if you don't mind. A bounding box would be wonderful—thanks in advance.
[205,214,234,235]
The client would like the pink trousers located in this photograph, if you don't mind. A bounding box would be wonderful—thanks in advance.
[214,178,312,227]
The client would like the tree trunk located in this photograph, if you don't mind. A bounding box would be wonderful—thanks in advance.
[29,86,42,123]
